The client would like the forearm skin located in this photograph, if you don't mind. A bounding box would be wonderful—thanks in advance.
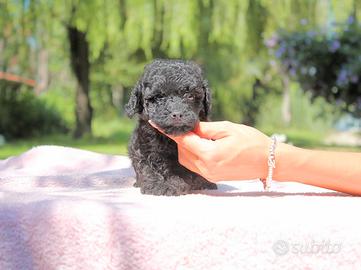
[274,143,361,196]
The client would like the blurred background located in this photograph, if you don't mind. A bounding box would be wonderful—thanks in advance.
[0,0,360,159]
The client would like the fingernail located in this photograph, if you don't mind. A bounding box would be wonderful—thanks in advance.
[148,120,157,128]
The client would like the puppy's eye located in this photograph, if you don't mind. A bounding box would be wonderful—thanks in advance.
[145,94,164,103]
[145,97,156,103]
[184,93,194,100]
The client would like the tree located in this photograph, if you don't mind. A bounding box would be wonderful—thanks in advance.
[3,0,361,137]
[67,24,92,138]
[35,0,123,138]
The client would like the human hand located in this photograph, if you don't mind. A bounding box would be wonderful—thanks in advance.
[149,121,271,182]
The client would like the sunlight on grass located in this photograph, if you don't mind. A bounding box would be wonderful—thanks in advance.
[0,117,136,159]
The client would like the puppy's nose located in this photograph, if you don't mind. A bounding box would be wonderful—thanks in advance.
[171,112,183,120]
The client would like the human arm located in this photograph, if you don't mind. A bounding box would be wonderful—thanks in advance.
[149,120,361,195]
[274,143,361,195]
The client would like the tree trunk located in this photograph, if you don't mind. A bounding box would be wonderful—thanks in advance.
[242,79,261,126]
[281,73,291,126]
[35,48,48,95]
[67,26,93,138]
[112,84,124,109]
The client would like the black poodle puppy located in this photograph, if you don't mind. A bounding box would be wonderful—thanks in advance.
[126,59,217,196]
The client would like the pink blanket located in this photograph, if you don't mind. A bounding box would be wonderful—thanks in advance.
[0,145,360,270]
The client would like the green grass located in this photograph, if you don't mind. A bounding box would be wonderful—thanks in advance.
[261,127,324,147]
[261,126,360,152]
[1,117,359,160]
[0,117,136,160]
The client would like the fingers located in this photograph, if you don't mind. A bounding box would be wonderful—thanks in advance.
[148,120,218,182]
[174,133,215,155]
[178,146,217,182]
[177,146,201,174]
[193,121,232,140]
[148,120,175,139]
[148,120,214,156]
[148,120,228,141]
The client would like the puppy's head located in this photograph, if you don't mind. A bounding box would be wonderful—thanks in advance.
[125,59,211,135]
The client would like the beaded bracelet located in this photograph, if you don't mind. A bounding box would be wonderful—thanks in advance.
[260,135,277,191]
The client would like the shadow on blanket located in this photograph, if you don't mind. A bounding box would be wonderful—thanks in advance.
[199,189,351,197]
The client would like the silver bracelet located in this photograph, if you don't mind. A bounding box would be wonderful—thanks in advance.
[260,135,277,191]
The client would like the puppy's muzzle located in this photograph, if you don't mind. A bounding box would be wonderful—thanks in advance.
[170,111,183,124]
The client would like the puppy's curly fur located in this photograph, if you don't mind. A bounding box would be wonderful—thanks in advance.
[126,59,217,196]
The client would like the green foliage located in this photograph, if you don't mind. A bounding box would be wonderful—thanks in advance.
[257,83,340,132]
[0,89,68,139]
[40,86,75,126]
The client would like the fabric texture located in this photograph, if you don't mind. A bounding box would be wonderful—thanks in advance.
[0,145,360,270]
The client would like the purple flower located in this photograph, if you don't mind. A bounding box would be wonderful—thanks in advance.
[347,16,355,25]
[300,18,308,25]
[307,31,317,38]
[337,69,348,86]
[350,75,359,83]
[275,46,286,58]
[357,97,361,109]
[265,35,278,48]
[289,67,296,76]
[329,40,341,52]
[269,60,277,67]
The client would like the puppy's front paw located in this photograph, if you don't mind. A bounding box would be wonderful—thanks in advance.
[140,180,191,196]
[133,181,140,187]
[190,175,218,190]
[199,181,217,190]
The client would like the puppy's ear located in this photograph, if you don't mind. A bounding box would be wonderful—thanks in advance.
[125,81,144,118]
[201,79,212,120]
